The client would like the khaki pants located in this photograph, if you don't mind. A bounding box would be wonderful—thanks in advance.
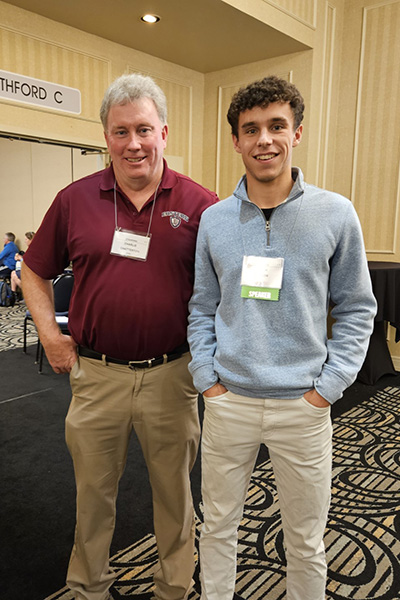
[65,353,200,600]
[200,391,332,600]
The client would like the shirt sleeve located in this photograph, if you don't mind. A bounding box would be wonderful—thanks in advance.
[23,191,70,279]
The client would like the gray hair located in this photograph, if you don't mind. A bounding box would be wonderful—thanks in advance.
[100,73,167,130]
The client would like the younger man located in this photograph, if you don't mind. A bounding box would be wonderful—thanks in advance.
[188,76,377,600]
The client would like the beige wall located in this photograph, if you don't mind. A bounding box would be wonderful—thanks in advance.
[0,137,105,248]
[1,0,400,368]
[335,0,400,261]
[0,1,205,179]
[0,0,205,243]
[331,0,400,366]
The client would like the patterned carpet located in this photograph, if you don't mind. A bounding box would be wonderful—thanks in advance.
[44,386,400,600]
[0,302,37,351]
[1,305,399,600]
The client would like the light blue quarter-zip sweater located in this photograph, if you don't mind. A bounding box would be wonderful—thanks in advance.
[188,168,377,404]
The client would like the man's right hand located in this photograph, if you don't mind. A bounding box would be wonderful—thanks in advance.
[42,333,78,374]
[203,382,228,397]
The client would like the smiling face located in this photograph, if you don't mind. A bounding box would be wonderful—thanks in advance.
[104,97,168,193]
[232,101,302,192]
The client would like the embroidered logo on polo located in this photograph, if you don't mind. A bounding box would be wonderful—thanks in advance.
[161,211,189,229]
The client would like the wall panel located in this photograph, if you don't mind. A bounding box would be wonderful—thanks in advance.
[129,70,193,176]
[0,138,32,246]
[0,138,107,242]
[31,144,72,229]
[317,3,336,188]
[351,1,400,255]
[216,83,246,199]
[0,26,110,122]
[262,0,317,27]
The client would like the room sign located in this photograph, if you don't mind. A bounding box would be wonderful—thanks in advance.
[0,69,81,114]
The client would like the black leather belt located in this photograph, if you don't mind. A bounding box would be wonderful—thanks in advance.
[78,343,188,369]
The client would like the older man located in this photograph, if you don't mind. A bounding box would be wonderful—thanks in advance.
[23,73,217,600]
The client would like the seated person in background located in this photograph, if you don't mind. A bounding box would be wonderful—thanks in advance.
[0,232,19,279]
[11,231,35,301]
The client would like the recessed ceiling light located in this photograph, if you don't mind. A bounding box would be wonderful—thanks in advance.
[141,14,160,24]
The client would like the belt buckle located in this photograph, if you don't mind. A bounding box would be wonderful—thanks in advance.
[128,358,155,369]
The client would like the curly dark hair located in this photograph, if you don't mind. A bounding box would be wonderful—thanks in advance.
[227,76,304,137]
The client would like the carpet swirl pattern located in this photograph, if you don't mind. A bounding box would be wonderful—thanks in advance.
[45,386,400,600]
[0,303,37,351]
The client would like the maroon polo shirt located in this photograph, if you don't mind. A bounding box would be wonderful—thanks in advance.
[24,161,217,359]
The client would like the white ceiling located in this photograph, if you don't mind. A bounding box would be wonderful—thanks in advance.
[3,0,309,73]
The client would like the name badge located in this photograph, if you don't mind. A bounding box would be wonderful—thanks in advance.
[240,256,284,301]
[110,229,151,261]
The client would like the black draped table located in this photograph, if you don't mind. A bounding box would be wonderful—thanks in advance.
[357,261,400,385]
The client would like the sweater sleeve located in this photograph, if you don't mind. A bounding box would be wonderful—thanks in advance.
[314,203,377,403]
[187,215,221,393]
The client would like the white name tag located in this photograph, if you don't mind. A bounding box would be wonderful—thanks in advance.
[240,256,284,301]
[110,229,151,261]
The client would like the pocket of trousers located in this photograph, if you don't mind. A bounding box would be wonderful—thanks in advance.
[203,390,231,402]
[300,396,331,415]
[68,357,80,393]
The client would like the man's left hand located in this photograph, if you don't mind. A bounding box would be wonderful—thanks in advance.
[303,389,330,408]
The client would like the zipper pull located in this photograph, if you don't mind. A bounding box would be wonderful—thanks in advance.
[265,220,271,246]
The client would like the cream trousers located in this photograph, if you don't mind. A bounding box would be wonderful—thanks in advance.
[200,390,332,600]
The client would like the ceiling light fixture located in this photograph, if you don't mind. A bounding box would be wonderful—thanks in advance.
[141,14,160,24]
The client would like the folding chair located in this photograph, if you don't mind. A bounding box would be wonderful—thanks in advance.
[23,272,74,372]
